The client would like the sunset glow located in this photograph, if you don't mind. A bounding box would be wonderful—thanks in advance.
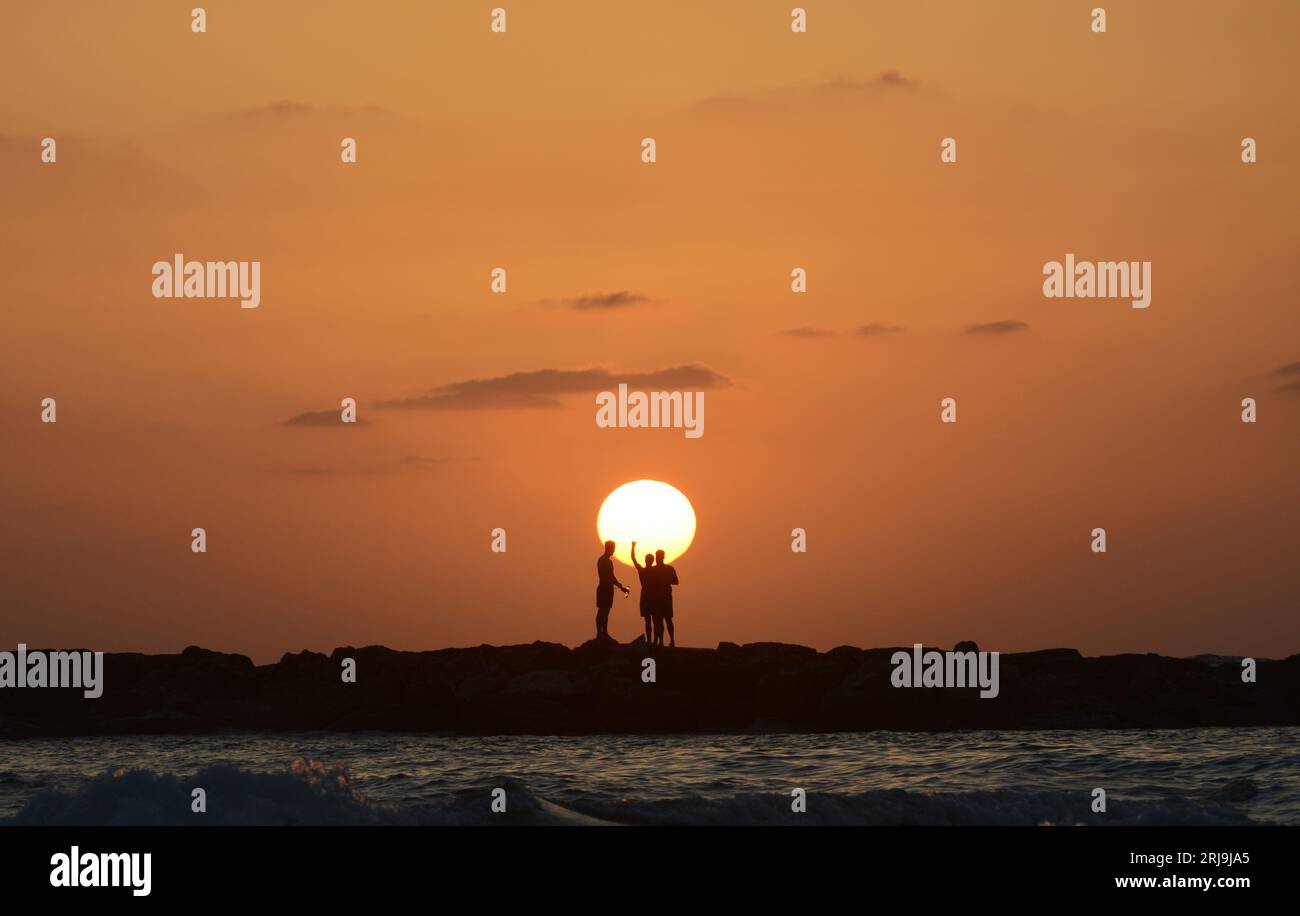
[597,480,696,567]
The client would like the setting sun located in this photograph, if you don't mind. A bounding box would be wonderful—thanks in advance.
[597,480,696,567]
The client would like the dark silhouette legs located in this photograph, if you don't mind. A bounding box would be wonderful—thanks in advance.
[596,607,611,639]
[665,618,675,648]
[643,616,652,643]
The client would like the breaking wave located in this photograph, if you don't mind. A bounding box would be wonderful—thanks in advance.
[3,761,1261,826]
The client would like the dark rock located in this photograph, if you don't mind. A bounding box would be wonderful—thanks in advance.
[1,641,1296,737]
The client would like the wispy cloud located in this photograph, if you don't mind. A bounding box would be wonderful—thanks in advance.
[543,291,650,311]
[282,409,370,428]
[779,326,837,338]
[376,366,730,411]
[817,71,920,97]
[856,323,904,336]
[229,100,394,122]
[1275,362,1300,394]
[282,456,454,477]
[401,455,456,466]
[964,320,1030,335]
[695,71,925,116]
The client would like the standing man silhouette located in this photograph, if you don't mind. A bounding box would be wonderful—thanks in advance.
[594,540,629,640]
[631,541,655,644]
[653,548,679,647]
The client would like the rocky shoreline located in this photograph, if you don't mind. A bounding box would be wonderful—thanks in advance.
[2,640,1296,737]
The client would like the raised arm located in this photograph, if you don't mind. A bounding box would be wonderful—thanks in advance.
[631,541,642,570]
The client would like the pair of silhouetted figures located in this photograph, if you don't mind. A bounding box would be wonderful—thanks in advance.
[594,540,678,646]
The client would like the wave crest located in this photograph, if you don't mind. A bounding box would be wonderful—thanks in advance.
[5,764,1260,826]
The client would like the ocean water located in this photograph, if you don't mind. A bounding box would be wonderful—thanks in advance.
[1,728,1296,826]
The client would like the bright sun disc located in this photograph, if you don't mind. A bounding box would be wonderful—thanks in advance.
[597,480,696,567]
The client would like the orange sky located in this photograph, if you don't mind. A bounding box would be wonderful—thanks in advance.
[2,1,1298,662]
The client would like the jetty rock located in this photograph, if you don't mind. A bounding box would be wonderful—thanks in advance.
[1,640,1296,737]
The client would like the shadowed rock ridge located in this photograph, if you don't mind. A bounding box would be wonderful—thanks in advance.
[1,640,1295,737]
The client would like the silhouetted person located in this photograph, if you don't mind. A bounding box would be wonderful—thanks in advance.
[631,542,655,644]
[652,548,679,647]
[594,540,629,639]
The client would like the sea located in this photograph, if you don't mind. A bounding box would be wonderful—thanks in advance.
[2,727,1296,826]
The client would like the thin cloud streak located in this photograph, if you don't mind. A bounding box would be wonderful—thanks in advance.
[375,366,730,411]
